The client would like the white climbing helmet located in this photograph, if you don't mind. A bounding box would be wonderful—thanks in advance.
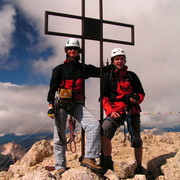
[65,38,80,48]
[111,48,126,58]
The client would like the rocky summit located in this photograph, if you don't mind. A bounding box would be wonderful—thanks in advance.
[0,129,179,180]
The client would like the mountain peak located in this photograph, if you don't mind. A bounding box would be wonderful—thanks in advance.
[0,131,180,179]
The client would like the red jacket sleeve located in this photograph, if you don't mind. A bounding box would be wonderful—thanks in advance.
[102,97,114,116]
[137,93,145,104]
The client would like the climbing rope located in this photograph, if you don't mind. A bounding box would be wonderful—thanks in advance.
[67,116,76,153]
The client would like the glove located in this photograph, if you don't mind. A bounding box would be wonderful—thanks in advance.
[129,93,139,104]
[47,107,55,118]
[131,93,140,101]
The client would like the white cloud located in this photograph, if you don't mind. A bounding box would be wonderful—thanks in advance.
[0,4,16,58]
[0,82,53,135]
[141,113,180,129]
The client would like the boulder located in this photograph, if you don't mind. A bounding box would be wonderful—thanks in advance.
[161,150,180,180]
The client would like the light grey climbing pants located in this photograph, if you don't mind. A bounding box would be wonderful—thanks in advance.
[53,103,101,170]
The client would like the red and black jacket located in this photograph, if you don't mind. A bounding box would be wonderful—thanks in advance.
[102,65,145,116]
[47,60,106,104]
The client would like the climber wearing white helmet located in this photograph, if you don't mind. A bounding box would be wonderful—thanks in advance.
[47,38,110,175]
[100,48,145,174]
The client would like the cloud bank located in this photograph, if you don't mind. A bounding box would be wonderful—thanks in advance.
[0,82,53,135]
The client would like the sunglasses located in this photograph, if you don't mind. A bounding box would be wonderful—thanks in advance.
[67,47,79,50]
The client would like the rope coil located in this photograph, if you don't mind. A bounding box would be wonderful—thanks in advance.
[67,116,77,153]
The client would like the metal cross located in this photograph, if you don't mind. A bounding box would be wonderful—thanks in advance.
[44,0,134,160]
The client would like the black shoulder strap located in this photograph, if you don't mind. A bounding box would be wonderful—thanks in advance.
[127,71,135,92]
[109,70,113,85]
[127,71,133,83]
[59,64,64,88]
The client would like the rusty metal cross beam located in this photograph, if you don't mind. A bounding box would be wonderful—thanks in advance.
[44,10,134,44]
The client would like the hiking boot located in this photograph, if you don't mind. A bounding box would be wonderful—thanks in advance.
[101,156,114,173]
[57,168,66,176]
[99,154,104,167]
[81,158,102,173]
[135,165,145,174]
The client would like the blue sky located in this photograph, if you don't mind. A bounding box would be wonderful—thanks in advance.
[0,0,180,135]
[0,2,54,85]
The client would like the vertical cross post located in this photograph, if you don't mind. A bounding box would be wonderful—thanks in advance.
[80,0,85,161]
[99,0,104,121]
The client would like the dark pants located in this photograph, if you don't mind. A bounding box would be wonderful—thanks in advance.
[101,115,142,148]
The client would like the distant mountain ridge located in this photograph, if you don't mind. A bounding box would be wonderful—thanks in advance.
[0,142,27,171]
[0,126,180,148]
[141,128,168,135]
[0,133,53,149]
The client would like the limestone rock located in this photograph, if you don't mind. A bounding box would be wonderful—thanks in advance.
[18,169,53,180]
[104,169,120,180]
[155,175,165,180]
[114,161,137,178]
[20,139,53,166]
[60,166,101,180]
[8,139,53,176]
[130,174,146,180]
[0,170,13,180]
[161,150,180,180]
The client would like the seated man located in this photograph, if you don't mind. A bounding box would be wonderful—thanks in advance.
[100,48,145,174]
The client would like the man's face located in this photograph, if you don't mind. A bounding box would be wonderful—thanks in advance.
[112,55,126,70]
[67,47,79,57]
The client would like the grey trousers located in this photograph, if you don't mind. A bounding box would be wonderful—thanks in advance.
[53,104,101,170]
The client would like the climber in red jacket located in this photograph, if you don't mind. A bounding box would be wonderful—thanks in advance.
[100,48,145,174]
